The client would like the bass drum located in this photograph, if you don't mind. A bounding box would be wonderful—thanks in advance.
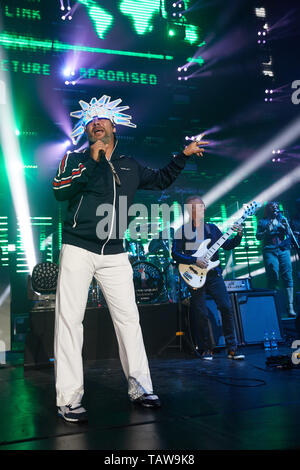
[163,263,191,304]
[132,261,164,304]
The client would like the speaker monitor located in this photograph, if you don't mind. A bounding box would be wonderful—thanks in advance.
[234,291,283,344]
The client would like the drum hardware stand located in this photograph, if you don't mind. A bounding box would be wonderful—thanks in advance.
[157,265,194,356]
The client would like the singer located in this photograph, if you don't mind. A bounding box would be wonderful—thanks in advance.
[52,95,209,422]
[256,201,296,317]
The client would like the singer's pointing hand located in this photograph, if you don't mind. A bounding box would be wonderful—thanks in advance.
[183,138,210,157]
[90,140,109,162]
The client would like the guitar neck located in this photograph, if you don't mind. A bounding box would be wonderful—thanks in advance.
[205,216,245,259]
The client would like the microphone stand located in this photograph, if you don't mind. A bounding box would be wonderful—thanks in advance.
[283,216,300,283]
[244,242,252,280]
[276,211,300,254]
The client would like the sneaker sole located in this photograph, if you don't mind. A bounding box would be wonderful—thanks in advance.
[57,411,88,423]
[131,400,161,408]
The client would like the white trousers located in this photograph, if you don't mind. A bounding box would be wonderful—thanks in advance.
[54,244,153,407]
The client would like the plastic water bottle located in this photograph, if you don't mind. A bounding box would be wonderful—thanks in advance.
[263,331,271,352]
[270,331,278,352]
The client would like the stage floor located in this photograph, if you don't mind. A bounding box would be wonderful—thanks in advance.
[0,346,299,451]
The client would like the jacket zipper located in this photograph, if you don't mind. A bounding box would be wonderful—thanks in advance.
[101,141,118,254]
[72,195,83,228]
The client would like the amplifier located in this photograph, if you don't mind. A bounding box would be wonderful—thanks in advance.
[233,291,283,344]
[224,278,251,292]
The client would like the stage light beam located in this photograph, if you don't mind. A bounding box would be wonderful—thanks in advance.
[202,116,300,208]
[0,68,36,272]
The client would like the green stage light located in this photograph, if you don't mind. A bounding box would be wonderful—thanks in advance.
[120,0,167,35]
[0,32,173,61]
[0,65,37,273]
[185,24,199,44]
[77,0,114,39]
[168,29,175,37]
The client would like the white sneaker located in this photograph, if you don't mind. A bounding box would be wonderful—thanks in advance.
[228,350,245,360]
[57,403,88,423]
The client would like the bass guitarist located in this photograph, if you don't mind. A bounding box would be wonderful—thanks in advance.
[172,195,245,360]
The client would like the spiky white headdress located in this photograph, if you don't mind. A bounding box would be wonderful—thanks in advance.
[70,95,137,144]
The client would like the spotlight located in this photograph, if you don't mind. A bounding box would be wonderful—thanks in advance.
[71,81,76,85]
[270,89,273,94]
[172,2,176,6]
[67,6,71,11]
[168,29,175,37]
[61,6,65,11]
[272,150,276,154]
[63,68,71,77]
[262,31,266,36]
[258,31,261,36]
[265,89,269,93]
[15,129,20,136]
[64,140,71,147]
[183,67,187,72]
[258,40,261,44]
[255,7,266,18]
[61,15,66,20]
[65,80,70,85]
[68,15,72,20]
[178,77,182,81]
[177,67,181,72]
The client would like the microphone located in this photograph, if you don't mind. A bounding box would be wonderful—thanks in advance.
[98,149,105,161]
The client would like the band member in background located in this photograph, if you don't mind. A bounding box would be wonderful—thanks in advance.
[290,198,300,288]
[172,196,245,361]
[290,198,300,246]
[256,201,296,316]
[52,95,209,422]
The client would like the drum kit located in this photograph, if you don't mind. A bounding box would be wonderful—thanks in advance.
[87,234,190,308]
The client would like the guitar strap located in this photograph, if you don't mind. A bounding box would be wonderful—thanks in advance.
[205,223,211,238]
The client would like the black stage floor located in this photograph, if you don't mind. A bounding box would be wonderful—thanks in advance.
[0,346,300,451]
